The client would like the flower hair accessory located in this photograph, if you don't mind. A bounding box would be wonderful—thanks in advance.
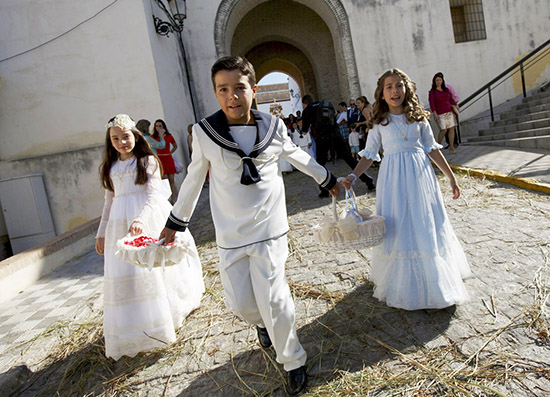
[106,114,136,131]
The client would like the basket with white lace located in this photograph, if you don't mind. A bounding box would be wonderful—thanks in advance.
[115,234,197,270]
[313,187,385,249]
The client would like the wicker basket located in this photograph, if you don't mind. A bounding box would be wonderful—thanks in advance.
[313,188,385,249]
[115,234,197,270]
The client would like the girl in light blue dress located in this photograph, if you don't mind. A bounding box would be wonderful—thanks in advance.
[342,69,470,310]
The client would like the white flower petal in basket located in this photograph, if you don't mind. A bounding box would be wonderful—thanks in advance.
[115,234,196,271]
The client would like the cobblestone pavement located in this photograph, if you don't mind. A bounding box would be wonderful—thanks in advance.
[1,159,549,396]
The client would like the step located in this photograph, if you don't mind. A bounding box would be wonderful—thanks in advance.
[479,118,550,136]
[514,97,550,111]
[500,103,550,119]
[492,110,550,127]
[467,126,550,142]
[463,134,550,150]
[522,89,550,103]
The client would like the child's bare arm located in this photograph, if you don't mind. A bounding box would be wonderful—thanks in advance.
[428,149,460,199]
[342,157,373,190]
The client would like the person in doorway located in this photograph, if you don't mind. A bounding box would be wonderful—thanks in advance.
[336,101,349,140]
[159,56,340,395]
[302,94,375,197]
[347,98,360,136]
[352,96,373,149]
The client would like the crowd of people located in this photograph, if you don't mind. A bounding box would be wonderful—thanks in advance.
[95,55,468,395]
[281,71,460,172]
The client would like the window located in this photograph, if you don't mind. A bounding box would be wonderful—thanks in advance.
[450,0,487,43]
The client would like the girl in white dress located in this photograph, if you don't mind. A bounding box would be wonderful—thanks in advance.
[95,114,204,359]
[342,69,470,310]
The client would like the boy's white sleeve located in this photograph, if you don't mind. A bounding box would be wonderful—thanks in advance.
[96,189,114,238]
[166,127,210,231]
[134,156,165,229]
[280,123,337,189]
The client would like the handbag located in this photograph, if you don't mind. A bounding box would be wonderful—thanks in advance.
[451,105,460,115]
[174,158,184,174]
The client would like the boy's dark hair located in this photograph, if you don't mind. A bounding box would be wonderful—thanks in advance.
[211,56,256,88]
[302,94,313,105]
[338,101,347,107]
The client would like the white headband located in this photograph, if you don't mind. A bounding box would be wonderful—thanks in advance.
[106,114,136,131]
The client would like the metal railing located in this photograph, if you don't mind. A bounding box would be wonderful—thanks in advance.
[459,38,550,122]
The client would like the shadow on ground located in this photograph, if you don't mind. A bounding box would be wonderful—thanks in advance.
[179,283,455,396]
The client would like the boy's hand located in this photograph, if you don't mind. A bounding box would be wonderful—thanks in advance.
[95,237,105,255]
[159,227,177,245]
[329,184,340,197]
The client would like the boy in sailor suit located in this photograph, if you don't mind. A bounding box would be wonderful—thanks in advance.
[160,56,340,395]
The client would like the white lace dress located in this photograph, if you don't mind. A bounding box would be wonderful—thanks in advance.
[96,156,204,359]
[360,114,470,310]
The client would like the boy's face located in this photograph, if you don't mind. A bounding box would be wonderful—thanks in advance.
[213,69,257,125]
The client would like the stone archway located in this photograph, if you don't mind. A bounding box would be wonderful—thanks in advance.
[214,0,360,103]
[245,41,316,100]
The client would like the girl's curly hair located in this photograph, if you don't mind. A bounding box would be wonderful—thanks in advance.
[369,68,430,128]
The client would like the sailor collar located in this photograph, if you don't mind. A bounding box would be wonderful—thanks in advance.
[198,109,279,185]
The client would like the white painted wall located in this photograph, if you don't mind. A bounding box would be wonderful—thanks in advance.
[180,1,222,117]
[344,0,550,118]
[0,0,165,160]
[0,0,197,254]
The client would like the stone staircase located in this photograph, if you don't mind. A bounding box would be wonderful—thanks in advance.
[464,87,550,150]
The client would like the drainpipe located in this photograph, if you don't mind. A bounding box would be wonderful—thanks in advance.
[176,30,199,122]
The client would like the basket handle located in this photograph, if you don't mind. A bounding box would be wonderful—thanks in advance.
[331,195,338,221]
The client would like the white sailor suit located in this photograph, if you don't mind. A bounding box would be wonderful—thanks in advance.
[166,109,337,371]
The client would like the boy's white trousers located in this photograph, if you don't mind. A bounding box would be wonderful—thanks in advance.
[217,235,307,371]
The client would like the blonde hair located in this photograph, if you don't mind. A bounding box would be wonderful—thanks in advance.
[370,68,430,128]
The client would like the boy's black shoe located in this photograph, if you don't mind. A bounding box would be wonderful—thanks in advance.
[286,365,307,395]
[256,326,272,348]
[366,182,376,191]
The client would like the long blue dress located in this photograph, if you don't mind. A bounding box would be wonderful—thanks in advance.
[359,113,470,310]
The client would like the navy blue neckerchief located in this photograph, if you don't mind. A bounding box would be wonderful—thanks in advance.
[198,109,278,185]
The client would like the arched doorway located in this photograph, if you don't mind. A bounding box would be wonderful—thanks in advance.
[214,0,360,104]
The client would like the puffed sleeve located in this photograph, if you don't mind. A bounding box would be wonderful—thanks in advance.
[96,189,114,238]
[420,120,443,153]
[358,124,382,161]
[134,156,165,227]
